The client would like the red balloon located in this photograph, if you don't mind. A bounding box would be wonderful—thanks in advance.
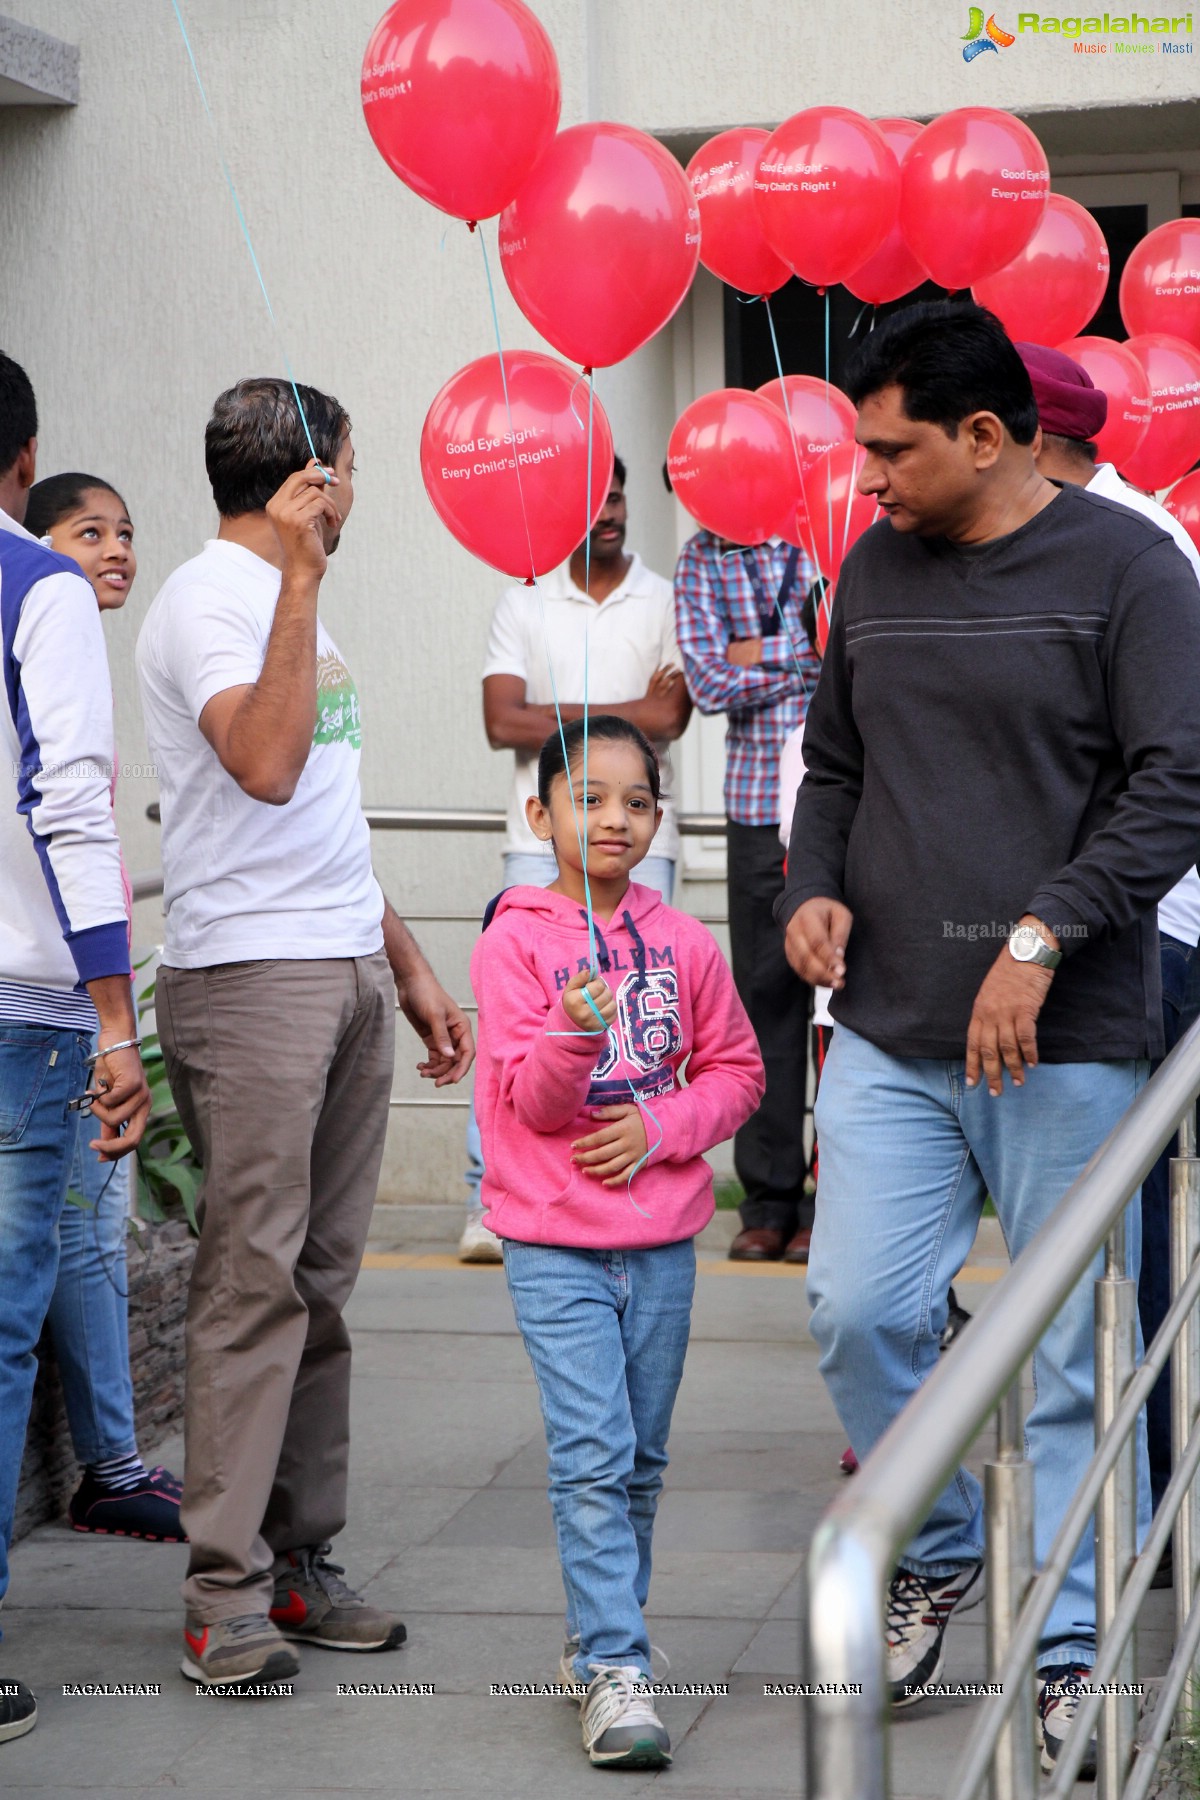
[805,443,882,584]
[900,108,1049,290]
[1119,334,1200,492]
[1056,336,1151,469]
[499,124,700,370]
[756,375,856,465]
[667,390,799,546]
[1165,470,1200,558]
[755,107,900,289]
[420,351,614,578]
[973,195,1109,345]
[843,119,929,307]
[687,128,792,297]
[756,376,857,546]
[361,0,560,222]
[1120,219,1200,353]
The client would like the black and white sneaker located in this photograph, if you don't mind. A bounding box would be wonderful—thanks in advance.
[0,1680,37,1744]
[1037,1664,1097,1781]
[940,1288,973,1353]
[886,1563,985,1707]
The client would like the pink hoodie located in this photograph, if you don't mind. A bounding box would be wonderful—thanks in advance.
[470,881,765,1250]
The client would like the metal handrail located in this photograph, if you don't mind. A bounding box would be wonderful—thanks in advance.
[143,802,730,837]
[131,804,742,1115]
[132,805,733,904]
[805,1016,1200,1799]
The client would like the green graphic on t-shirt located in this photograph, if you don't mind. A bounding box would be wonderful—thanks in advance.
[314,649,362,750]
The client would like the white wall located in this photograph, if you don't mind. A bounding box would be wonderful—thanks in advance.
[587,0,1200,133]
[1,0,1195,1198]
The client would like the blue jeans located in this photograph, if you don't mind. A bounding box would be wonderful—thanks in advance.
[809,1025,1151,1670]
[464,853,676,1224]
[0,1022,91,1610]
[46,1106,136,1467]
[1139,931,1200,1510]
[503,1237,695,1680]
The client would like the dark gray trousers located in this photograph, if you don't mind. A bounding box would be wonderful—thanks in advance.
[726,822,812,1235]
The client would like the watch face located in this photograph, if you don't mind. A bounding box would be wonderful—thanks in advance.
[1009,926,1039,960]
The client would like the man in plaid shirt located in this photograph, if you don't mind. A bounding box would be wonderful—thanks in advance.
[675,530,821,1262]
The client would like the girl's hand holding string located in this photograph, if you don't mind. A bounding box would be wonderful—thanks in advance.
[561,968,617,1032]
[572,1105,649,1186]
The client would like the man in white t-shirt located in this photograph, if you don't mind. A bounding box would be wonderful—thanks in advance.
[1021,340,1200,1549]
[137,379,473,1690]
[458,457,690,1259]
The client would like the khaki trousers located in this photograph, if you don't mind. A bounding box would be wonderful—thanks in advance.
[156,953,394,1622]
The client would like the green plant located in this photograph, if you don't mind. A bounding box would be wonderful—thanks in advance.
[129,962,199,1233]
[63,1010,201,1236]
[134,1024,200,1233]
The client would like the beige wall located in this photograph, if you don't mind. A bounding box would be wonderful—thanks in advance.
[1,1,1196,1198]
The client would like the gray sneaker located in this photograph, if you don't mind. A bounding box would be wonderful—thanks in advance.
[886,1562,985,1707]
[181,1614,299,1688]
[270,1544,406,1651]
[1037,1664,1097,1781]
[580,1664,671,1769]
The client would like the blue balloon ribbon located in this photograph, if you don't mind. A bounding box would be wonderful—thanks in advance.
[476,228,600,985]
[167,0,324,473]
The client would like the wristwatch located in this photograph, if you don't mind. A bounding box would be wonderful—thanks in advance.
[1007,923,1062,970]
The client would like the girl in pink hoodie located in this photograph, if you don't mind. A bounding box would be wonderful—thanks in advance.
[470,715,763,1771]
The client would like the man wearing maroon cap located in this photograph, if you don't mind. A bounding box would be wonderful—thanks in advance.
[1020,339,1200,1568]
[1017,340,1200,580]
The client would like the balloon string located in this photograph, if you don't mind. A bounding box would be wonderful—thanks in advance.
[763,296,821,578]
[476,226,601,1002]
[545,366,663,1207]
[824,291,836,588]
[579,371,599,979]
[759,298,818,704]
[166,0,321,470]
[579,374,660,1191]
[716,546,815,706]
[477,226,541,583]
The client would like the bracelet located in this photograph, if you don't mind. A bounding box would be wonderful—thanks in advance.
[84,1036,142,1067]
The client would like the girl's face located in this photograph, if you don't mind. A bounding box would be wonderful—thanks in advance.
[532,738,662,885]
[48,488,136,610]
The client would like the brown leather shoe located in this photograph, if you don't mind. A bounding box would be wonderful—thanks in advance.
[728,1228,786,1262]
[783,1228,812,1265]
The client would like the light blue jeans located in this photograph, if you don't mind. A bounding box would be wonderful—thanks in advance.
[464,853,676,1225]
[503,1237,696,1680]
[47,1116,136,1466]
[809,1024,1152,1672]
[0,1021,91,1612]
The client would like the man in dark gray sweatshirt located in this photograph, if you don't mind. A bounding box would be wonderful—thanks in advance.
[778,301,1200,1779]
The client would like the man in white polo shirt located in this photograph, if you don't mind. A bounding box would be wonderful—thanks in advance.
[138,378,473,1689]
[458,457,690,1259]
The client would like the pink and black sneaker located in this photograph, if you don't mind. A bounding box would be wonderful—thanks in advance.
[68,1465,185,1542]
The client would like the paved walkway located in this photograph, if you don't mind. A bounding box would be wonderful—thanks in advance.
[3,1216,1169,1797]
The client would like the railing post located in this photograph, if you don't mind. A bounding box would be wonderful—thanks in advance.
[804,1527,889,1800]
[1095,1212,1139,1798]
[984,1374,1037,1800]
[1170,1120,1200,1733]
